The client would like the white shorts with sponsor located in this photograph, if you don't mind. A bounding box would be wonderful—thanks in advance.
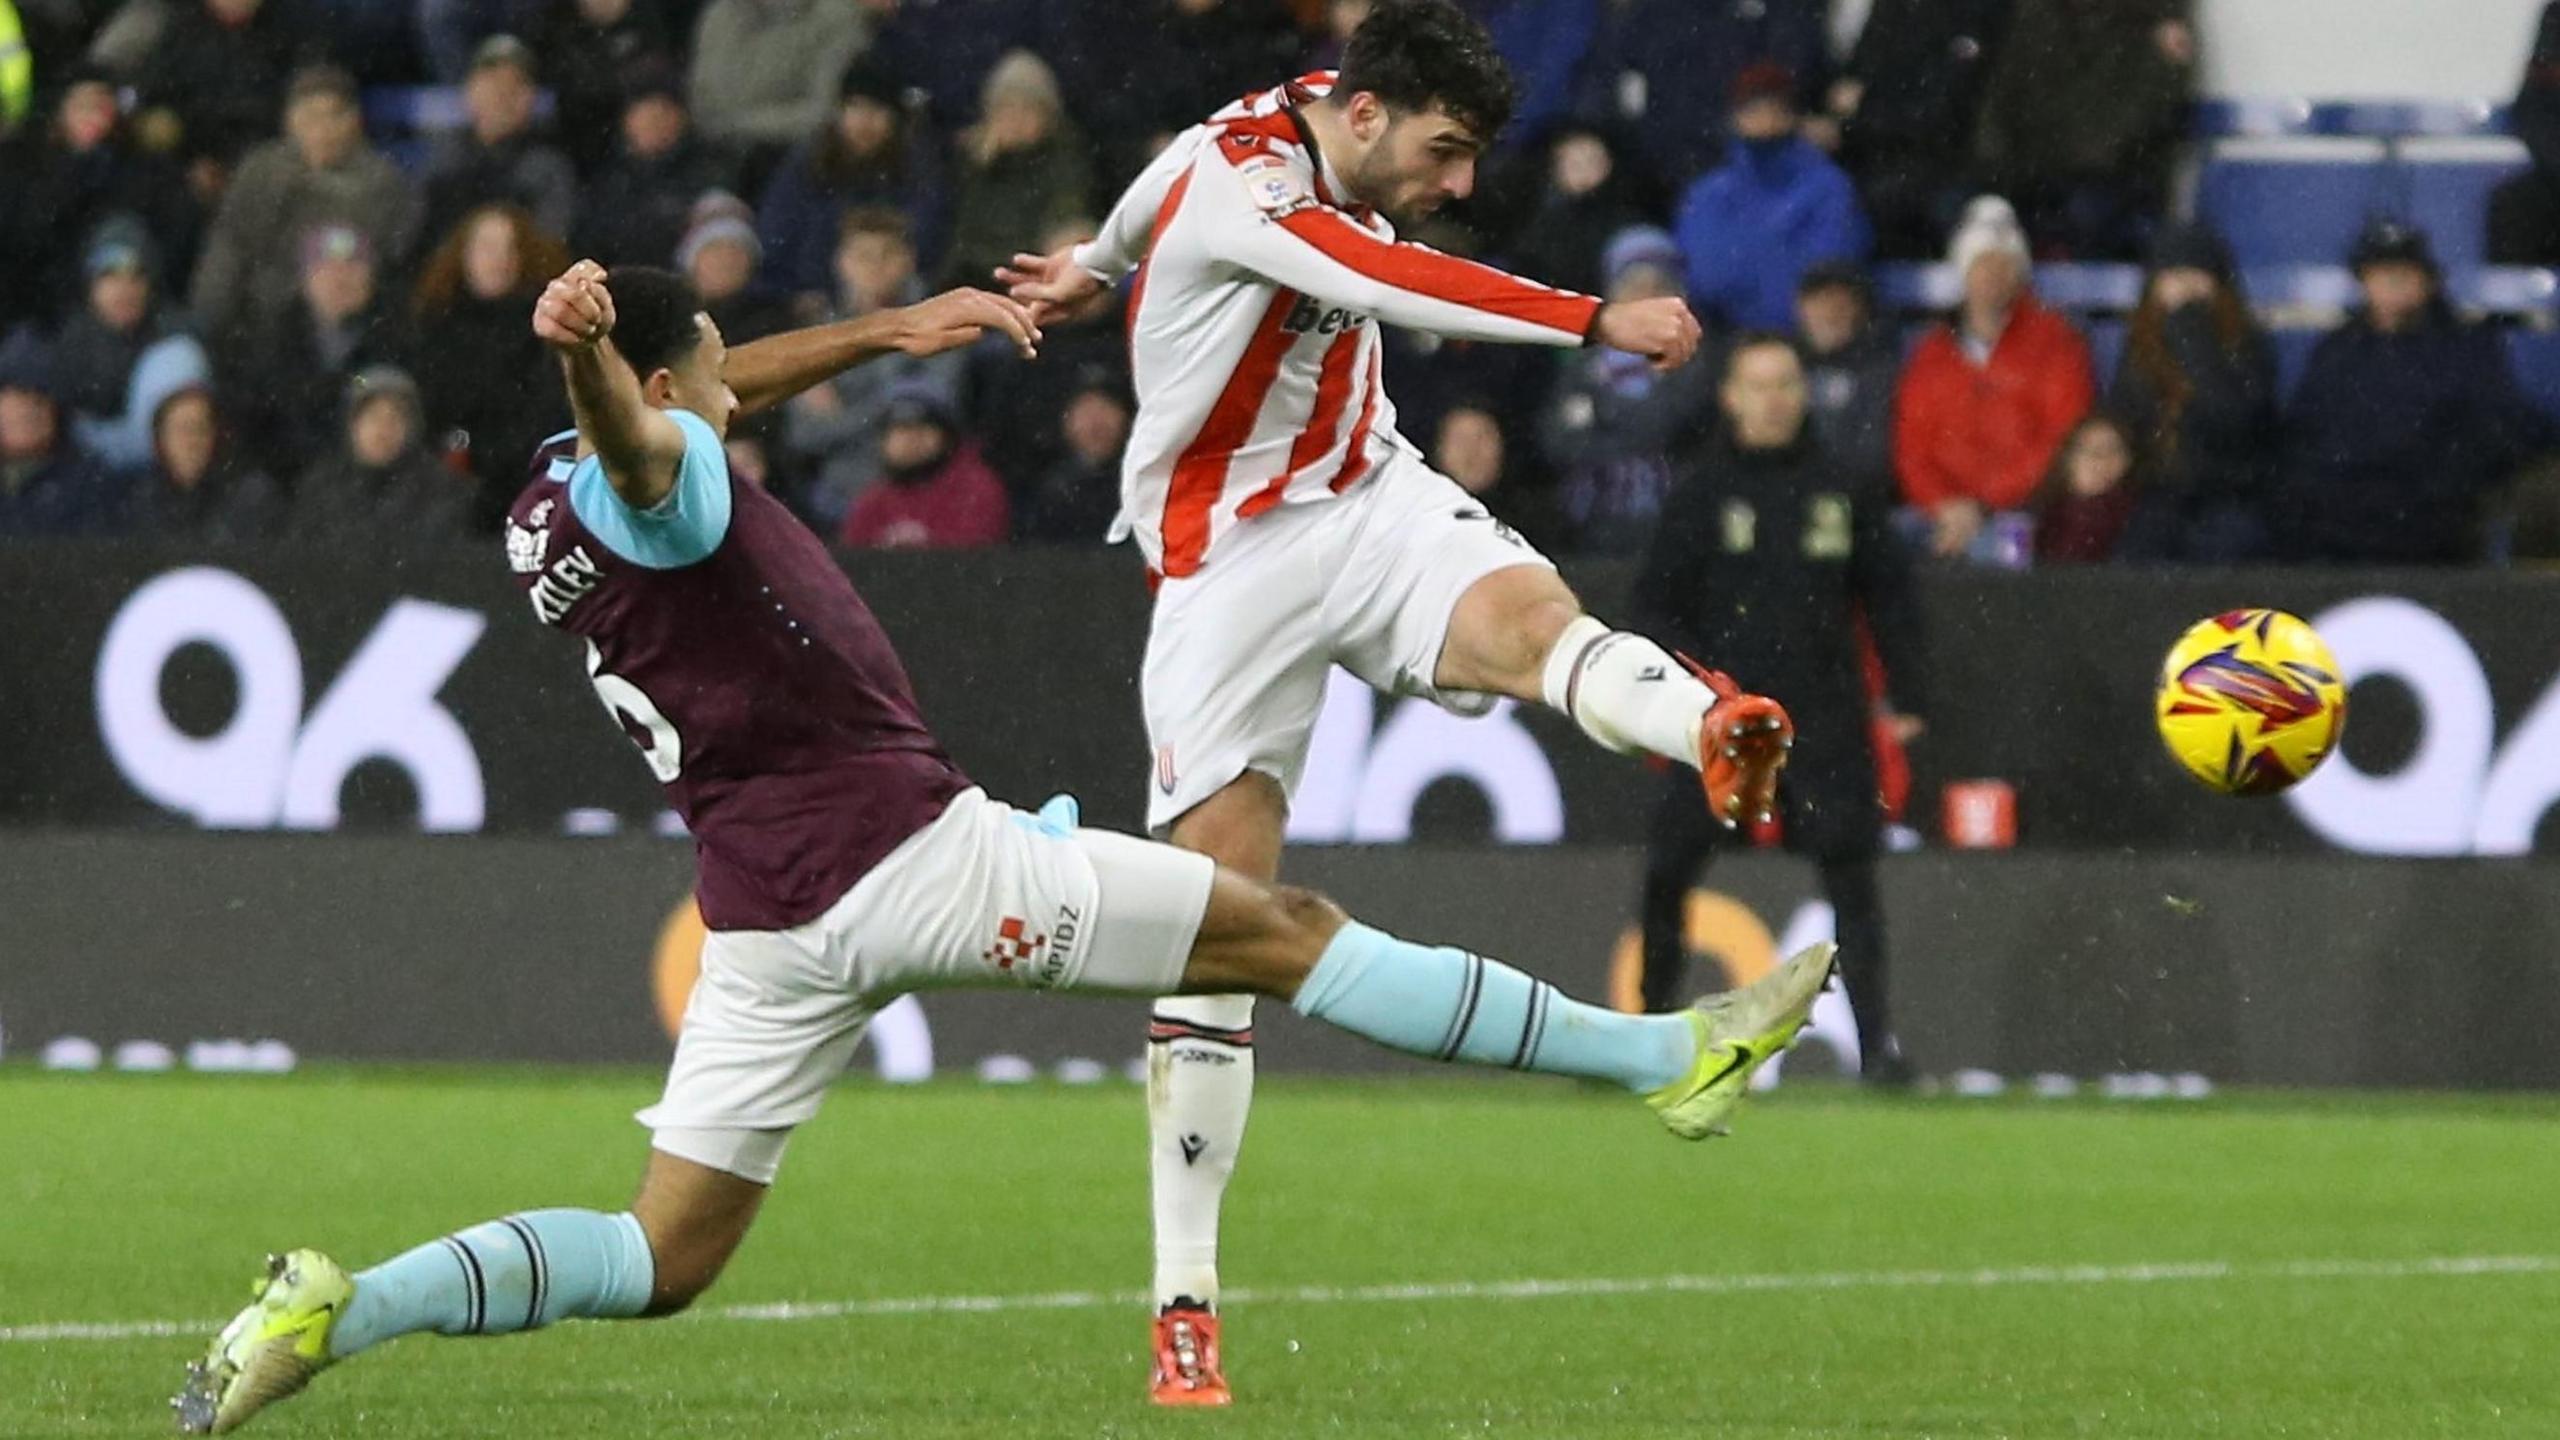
[640,787,1214,1179]
[1142,450,1554,832]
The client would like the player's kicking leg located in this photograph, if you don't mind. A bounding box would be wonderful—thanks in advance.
[1442,563,1795,829]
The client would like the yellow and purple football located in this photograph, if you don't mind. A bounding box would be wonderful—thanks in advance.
[2155,608,2348,796]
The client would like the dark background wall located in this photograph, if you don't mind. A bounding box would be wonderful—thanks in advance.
[6,833,2553,1090]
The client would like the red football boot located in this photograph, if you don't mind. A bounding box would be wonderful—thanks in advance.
[1149,1302,1231,1407]
[1682,656,1794,828]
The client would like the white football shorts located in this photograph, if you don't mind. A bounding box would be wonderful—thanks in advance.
[641,786,1215,1181]
[1141,450,1554,833]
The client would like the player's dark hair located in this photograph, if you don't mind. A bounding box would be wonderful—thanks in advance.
[1721,329,1803,381]
[1337,0,1515,142]
[605,266,708,379]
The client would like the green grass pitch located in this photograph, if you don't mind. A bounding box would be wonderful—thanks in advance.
[4,1069,2556,1438]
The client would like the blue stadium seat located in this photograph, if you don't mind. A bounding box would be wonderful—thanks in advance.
[1869,264,2139,315]
[2191,97,2318,139]
[2505,330,2560,422]
[2198,140,2397,267]
[2242,265,2360,311]
[2035,264,2142,311]
[2460,266,2560,314]
[2307,99,2508,138]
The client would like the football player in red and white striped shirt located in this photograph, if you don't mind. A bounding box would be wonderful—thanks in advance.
[1002,0,1801,1404]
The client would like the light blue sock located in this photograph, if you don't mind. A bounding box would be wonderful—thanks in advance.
[1290,922,1696,1091]
[330,1209,656,1358]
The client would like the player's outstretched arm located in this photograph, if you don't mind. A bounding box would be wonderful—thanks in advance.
[726,289,1041,417]
[535,261,689,509]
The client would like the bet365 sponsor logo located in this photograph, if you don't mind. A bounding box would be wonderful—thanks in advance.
[95,567,486,830]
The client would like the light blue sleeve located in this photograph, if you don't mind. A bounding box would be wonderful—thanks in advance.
[566,409,734,569]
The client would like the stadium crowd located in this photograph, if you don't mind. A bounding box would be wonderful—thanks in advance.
[0,0,2555,565]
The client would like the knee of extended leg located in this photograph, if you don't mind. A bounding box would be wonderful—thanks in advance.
[1267,885,1350,946]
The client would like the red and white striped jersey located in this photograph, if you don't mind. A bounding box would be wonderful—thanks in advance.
[1072,74,1602,578]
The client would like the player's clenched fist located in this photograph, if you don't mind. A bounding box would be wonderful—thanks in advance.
[533,259,617,350]
[1592,296,1703,373]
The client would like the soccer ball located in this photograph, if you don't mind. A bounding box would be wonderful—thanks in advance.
[2154,608,2348,797]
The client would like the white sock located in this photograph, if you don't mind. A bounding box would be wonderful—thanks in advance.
[1539,615,1711,765]
[1147,992,1256,1311]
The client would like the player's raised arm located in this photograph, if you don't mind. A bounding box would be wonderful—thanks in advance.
[1193,151,1696,369]
[535,261,690,510]
[726,289,1041,418]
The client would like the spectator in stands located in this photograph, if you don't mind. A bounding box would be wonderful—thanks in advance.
[286,365,469,543]
[1572,0,1828,187]
[1500,123,1652,302]
[1633,332,1922,1082]
[941,51,1094,291]
[407,204,570,529]
[1894,195,2094,558]
[2493,1,2560,265]
[423,36,580,248]
[189,64,418,356]
[757,59,951,303]
[678,192,793,345]
[417,0,548,82]
[1795,260,1897,493]
[784,208,966,526]
[2275,220,2553,567]
[234,223,403,481]
[537,0,676,176]
[686,0,875,174]
[1434,397,1560,552]
[1468,0,1603,150]
[67,305,211,476]
[2032,409,2140,563]
[860,0,1041,132]
[577,65,733,268]
[1055,0,1302,185]
[841,382,1011,548]
[1017,372,1130,544]
[1973,0,2193,261]
[971,216,1126,487]
[1825,0,2008,259]
[0,65,199,331]
[54,218,184,428]
[0,328,125,536]
[1538,226,1716,553]
[125,384,280,541]
[131,0,301,170]
[2107,221,2274,564]
[1308,0,1366,70]
[1674,62,1870,332]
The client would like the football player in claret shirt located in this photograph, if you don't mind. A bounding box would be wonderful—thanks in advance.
[173,260,1832,1434]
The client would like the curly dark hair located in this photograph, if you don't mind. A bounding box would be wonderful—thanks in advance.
[603,266,710,380]
[1337,0,1516,142]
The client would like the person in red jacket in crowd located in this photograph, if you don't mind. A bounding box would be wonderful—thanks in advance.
[1892,195,2095,557]
[839,382,1010,549]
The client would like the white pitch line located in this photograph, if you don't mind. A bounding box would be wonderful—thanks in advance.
[8,1254,2553,1346]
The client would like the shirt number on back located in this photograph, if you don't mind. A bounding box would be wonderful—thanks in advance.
[586,640,684,782]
